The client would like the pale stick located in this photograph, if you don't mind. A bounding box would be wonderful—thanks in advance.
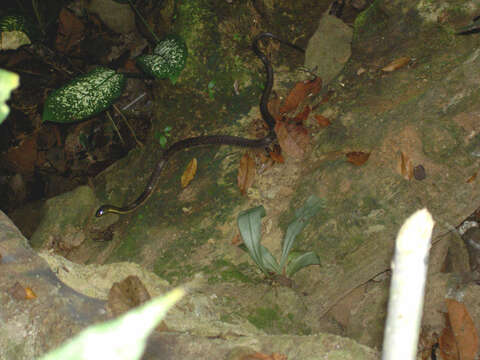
[382,209,435,360]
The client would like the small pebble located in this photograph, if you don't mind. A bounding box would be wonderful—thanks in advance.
[413,165,426,180]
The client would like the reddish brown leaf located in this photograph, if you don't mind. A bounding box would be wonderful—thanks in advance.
[238,153,256,195]
[440,323,459,360]
[346,151,370,166]
[315,114,331,128]
[279,78,322,114]
[466,172,477,183]
[243,353,287,360]
[56,8,85,54]
[181,158,197,188]
[231,233,242,246]
[293,105,310,123]
[274,120,309,159]
[382,57,411,72]
[4,136,37,174]
[446,299,479,360]
[269,145,285,163]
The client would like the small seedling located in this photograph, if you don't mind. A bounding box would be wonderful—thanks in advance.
[237,195,324,281]
[154,126,172,148]
[207,80,215,99]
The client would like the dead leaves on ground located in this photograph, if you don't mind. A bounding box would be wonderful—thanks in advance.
[382,57,411,72]
[439,299,478,360]
[238,153,256,195]
[346,151,370,166]
[181,158,197,188]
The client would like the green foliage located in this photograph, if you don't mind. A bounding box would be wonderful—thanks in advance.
[39,288,184,360]
[237,195,324,279]
[154,125,172,148]
[136,35,188,82]
[42,67,126,123]
[0,69,20,124]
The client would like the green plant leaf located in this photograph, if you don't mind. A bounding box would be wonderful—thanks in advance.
[279,195,325,270]
[40,287,184,360]
[42,67,126,123]
[0,68,20,123]
[260,245,280,274]
[136,35,187,80]
[286,251,321,277]
[238,205,269,274]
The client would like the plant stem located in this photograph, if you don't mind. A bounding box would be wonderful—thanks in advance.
[126,0,161,44]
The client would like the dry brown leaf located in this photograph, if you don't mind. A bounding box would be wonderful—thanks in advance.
[315,114,331,127]
[237,153,255,195]
[243,352,287,360]
[269,145,285,163]
[275,120,309,159]
[440,323,458,360]
[398,151,413,180]
[346,151,370,166]
[4,136,37,174]
[279,77,322,114]
[24,287,37,300]
[56,8,85,54]
[231,233,242,246]
[293,105,311,123]
[181,158,197,188]
[382,57,411,72]
[466,172,477,183]
[446,299,479,360]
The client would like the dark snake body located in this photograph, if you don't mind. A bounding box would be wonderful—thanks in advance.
[96,33,304,217]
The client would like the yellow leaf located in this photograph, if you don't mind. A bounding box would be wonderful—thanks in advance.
[181,158,197,188]
[382,57,410,72]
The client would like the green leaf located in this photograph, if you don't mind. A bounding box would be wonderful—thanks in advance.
[40,288,184,360]
[136,35,188,80]
[0,69,20,124]
[42,67,126,123]
[260,245,280,274]
[286,251,321,277]
[159,135,167,148]
[237,205,269,274]
[279,195,325,270]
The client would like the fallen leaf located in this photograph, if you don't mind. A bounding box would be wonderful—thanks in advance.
[275,120,309,159]
[293,105,310,123]
[56,8,85,54]
[466,172,477,183]
[446,299,479,360]
[4,136,37,174]
[231,233,242,246]
[439,323,458,360]
[268,96,283,123]
[315,114,331,127]
[382,57,411,72]
[279,77,322,114]
[24,287,37,300]
[269,144,285,163]
[243,352,287,360]
[8,282,35,300]
[346,151,370,166]
[237,153,255,195]
[398,151,413,180]
[181,158,197,188]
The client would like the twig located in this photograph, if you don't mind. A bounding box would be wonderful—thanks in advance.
[112,105,144,148]
[106,111,125,145]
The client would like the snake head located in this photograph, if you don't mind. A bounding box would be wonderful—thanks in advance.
[95,207,106,217]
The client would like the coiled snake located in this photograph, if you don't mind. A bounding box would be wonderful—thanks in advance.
[95,33,304,217]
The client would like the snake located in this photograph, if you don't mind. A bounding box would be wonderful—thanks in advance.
[95,32,304,217]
